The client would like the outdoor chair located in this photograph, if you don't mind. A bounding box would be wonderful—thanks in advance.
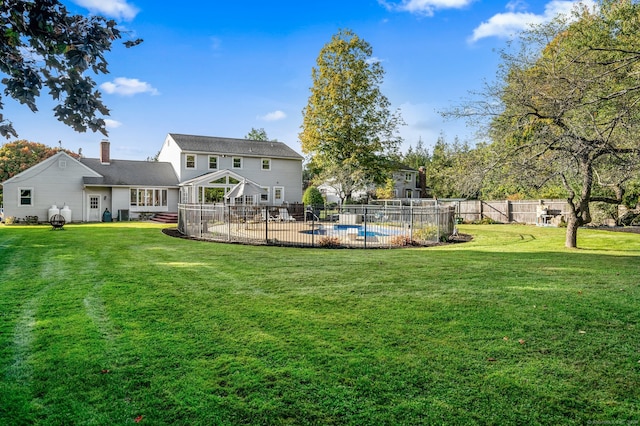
[277,208,296,222]
[262,210,277,222]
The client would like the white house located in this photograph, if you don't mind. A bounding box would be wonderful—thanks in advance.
[319,164,423,205]
[1,133,304,222]
[158,133,303,206]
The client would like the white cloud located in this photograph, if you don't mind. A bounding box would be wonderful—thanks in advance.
[71,0,139,21]
[104,119,122,129]
[379,0,475,17]
[258,110,287,122]
[100,77,159,96]
[469,0,597,42]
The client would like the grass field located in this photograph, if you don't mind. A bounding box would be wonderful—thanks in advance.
[0,223,639,425]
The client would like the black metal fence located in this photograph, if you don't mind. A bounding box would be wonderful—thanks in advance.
[177,203,456,248]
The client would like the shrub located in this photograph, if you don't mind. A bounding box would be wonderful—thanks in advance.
[390,235,413,247]
[303,186,325,207]
[5,216,17,225]
[413,225,438,241]
[317,236,341,248]
[473,217,500,225]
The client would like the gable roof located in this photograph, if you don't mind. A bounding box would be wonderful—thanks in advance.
[168,133,303,160]
[1,151,100,186]
[81,158,179,187]
[179,169,255,187]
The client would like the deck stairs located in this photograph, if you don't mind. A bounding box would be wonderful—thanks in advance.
[151,212,178,224]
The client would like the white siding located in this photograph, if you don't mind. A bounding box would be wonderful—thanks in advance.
[2,152,100,222]
[157,135,184,181]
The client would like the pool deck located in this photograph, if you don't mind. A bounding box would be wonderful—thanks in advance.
[203,221,405,247]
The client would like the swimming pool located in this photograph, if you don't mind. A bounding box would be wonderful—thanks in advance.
[301,224,404,237]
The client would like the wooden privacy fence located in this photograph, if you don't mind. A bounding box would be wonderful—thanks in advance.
[439,199,570,225]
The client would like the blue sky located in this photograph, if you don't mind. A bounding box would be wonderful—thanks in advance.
[2,0,595,160]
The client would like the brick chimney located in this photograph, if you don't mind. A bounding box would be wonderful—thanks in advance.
[418,166,427,198]
[100,139,110,164]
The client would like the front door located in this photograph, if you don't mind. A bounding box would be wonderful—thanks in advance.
[88,195,101,222]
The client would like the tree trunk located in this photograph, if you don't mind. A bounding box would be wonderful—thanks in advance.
[565,215,579,248]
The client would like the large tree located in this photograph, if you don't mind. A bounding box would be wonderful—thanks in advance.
[0,0,141,139]
[299,29,403,204]
[451,1,640,248]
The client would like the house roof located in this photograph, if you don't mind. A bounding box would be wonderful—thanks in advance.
[81,158,179,187]
[392,162,419,172]
[1,151,101,186]
[168,133,304,160]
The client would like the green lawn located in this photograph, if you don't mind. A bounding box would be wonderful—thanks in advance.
[1,223,639,425]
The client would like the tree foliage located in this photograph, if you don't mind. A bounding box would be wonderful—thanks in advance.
[375,177,396,199]
[302,186,324,206]
[245,128,275,141]
[0,140,77,183]
[299,29,404,202]
[0,0,141,138]
[450,1,640,247]
[402,137,430,170]
[403,134,482,199]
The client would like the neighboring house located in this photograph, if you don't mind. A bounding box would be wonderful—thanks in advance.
[1,133,304,222]
[319,164,423,205]
[158,133,303,206]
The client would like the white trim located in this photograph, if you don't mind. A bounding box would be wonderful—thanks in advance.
[130,188,169,208]
[232,157,243,169]
[261,158,271,171]
[87,194,101,222]
[185,153,197,169]
[208,155,219,170]
[274,186,284,204]
[18,187,34,206]
[260,186,270,203]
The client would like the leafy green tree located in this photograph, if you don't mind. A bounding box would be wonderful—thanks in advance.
[402,137,430,170]
[0,0,141,138]
[300,29,404,203]
[449,1,640,247]
[245,128,275,141]
[302,186,324,206]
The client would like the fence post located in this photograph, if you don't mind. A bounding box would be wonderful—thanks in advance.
[410,205,413,243]
[265,206,269,244]
[436,203,440,242]
[227,205,231,241]
[364,207,367,249]
[311,207,315,247]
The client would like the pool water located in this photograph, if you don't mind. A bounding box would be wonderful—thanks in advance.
[302,224,401,237]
